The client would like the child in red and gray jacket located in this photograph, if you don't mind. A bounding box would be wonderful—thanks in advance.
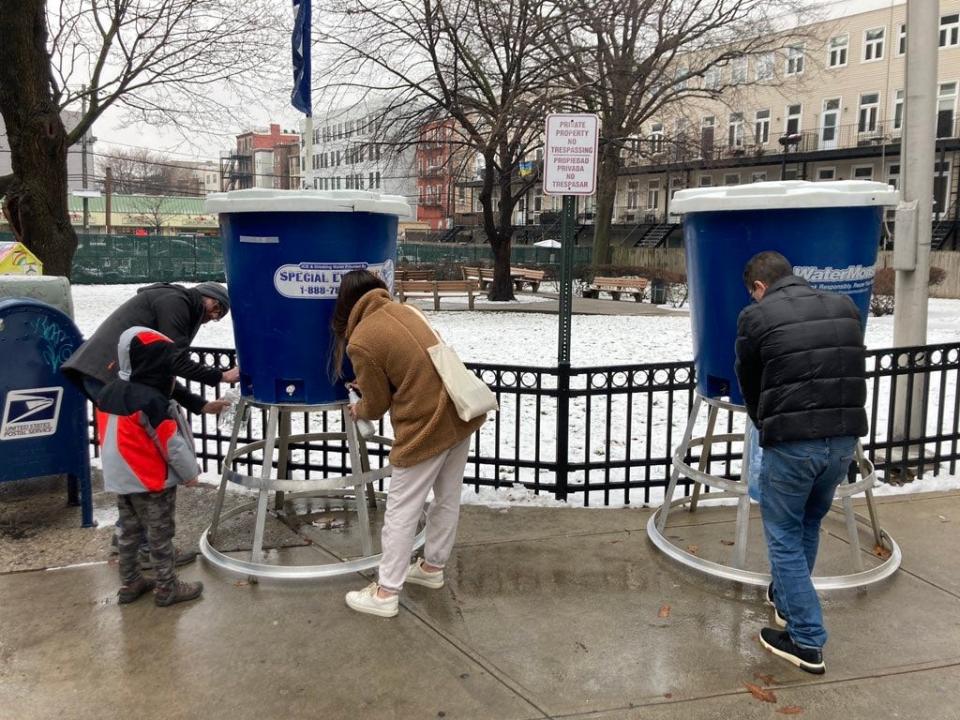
[96,326,203,607]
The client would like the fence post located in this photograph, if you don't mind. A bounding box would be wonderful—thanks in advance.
[555,364,571,502]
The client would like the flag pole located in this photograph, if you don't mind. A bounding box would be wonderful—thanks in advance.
[291,0,313,189]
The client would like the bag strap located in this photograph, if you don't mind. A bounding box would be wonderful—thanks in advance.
[403,303,443,345]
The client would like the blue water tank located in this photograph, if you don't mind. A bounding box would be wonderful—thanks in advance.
[205,190,411,405]
[671,181,899,405]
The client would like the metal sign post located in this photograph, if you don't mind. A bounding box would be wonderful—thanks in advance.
[543,113,599,499]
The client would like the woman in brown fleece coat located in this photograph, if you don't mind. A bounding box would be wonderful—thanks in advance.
[332,270,486,617]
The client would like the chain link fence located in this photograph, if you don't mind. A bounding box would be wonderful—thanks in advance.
[0,232,594,283]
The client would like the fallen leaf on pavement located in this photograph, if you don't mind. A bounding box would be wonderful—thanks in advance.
[658,604,671,618]
[744,682,777,703]
[873,544,892,560]
[233,580,249,587]
[686,544,699,555]
[720,539,735,546]
[663,693,673,699]
[938,515,949,522]
[753,672,775,685]
[777,706,803,715]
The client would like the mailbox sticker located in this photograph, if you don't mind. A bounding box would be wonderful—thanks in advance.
[1,387,63,441]
[274,259,395,299]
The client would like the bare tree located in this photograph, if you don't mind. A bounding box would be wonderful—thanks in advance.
[315,0,567,299]
[129,194,166,235]
[0,0,283,276]
[546,0,816,266]
[99,148,200,196]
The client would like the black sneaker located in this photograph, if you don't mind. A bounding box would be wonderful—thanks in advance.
[765,583,788,628]
[759,627,825,675]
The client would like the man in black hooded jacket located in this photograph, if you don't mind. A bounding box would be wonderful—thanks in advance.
[735,251,867,676]
[63,282,238,415]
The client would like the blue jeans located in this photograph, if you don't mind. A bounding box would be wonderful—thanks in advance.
[759,436,858,649]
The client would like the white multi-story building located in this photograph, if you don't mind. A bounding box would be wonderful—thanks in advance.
[300,100,419,217]
[0,110,93,192]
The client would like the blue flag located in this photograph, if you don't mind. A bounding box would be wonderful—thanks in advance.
[291,0,312,116]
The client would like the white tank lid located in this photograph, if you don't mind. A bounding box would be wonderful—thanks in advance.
[204,189,412,218]
[670,180,899,214]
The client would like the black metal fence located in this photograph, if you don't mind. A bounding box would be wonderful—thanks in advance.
[89,342,960,506]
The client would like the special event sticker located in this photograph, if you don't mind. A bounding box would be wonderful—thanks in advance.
[274,259,395,299]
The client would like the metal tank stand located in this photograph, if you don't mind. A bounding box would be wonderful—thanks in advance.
[199,397,423,580]
[647,393,901,589]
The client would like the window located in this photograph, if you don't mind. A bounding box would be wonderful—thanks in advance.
[782,167,799,181]
[698,175,713,187]
[853,165,874,180]
[649,123,664,154]
[731,57,747,84]
[751,172,767,183]
[859,92,880,134]
[887,163,900,190]
[817,167,836,181]
[728,112,744,148]
[674,67,689,90]
[646,179,660,209]
[723,173,740,185]
[937,82,957,138]
[893,89,905,131]
[898,23,907,55]
[863,27,884,62]
[704,66,721,90]
[755,109,770,144]
[829,35,848,67]
[785,104,802,135]
[941,14,959,47]
[786,45,804,75]
[375,171,381,189]
[369,171,374,188]
[626,180,639,209]
[755,53,774,81]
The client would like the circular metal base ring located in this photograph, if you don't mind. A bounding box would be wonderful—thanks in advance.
[646,492,902,590]
[199,490,425,580]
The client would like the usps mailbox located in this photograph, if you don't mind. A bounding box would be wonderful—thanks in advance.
[0,298,93,527]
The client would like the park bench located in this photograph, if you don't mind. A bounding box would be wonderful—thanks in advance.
[461,266,495,289]
[511,267,546,292]
[396,268,436,281]
[582,276,649,302]
[396,279,480,310]
[463,266,545,292]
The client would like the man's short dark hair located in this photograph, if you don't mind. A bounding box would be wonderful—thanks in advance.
[743,251,793,289]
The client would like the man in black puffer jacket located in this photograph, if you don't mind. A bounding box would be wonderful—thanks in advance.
[735,251,867,676]
[63,282,238,415]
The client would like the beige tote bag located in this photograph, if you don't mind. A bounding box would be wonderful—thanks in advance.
[406,306,498,421]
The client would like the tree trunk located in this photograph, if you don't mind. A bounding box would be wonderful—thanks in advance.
[477,153,516,301]
[591,143,622,269]
[0,0,77,278]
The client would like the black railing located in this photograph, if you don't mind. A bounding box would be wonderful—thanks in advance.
[88,342,960,505]
[622,119,960,171]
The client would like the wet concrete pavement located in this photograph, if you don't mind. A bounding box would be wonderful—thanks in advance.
[1,484,959,720]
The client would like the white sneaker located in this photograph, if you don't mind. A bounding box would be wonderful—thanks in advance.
[345,582,398,617]
[405,559,444,589]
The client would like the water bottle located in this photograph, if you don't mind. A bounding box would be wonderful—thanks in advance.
[347,387,376,439]
[217,388,242,431]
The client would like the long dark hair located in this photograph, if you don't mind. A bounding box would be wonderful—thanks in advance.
[330,269,388,379]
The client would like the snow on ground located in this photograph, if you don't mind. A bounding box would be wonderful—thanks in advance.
[69,284,960,366]
[70,284,960,506]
